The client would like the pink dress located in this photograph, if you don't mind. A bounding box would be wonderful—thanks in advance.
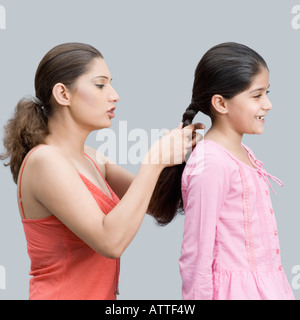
[179,140,295,300]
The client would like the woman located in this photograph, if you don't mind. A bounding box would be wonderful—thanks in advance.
[1,42,202,300]
[149,42,295,300]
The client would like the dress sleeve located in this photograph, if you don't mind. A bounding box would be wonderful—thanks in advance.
[179,151,229,300]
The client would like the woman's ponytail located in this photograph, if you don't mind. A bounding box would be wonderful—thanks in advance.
[148,103,199,225]
[1,42,103,184]
[0,97,49,183]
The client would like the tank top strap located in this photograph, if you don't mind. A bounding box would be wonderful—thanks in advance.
[83,153,120,202]
[84,153,106,179]
[18,145,46,219]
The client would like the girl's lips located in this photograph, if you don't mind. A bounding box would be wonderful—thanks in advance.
[254,115,265,123]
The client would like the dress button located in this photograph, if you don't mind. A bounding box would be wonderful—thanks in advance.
[266,190,269,196]
[270,208,274,214]
[276,249,280,255]
[279,265,283,271]
[274,230,278,236]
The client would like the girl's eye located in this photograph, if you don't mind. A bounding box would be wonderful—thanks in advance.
[253,90,270,99]
[96,84,105,89]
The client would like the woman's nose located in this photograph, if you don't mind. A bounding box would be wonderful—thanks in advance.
[108,85,120,103]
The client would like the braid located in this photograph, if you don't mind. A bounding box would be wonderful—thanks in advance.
[181,102,199,127]
[148,101,199,225]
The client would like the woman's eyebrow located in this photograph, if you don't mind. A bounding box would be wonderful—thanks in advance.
[93,75,112,81]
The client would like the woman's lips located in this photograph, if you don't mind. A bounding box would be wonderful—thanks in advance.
[107,107,116,119]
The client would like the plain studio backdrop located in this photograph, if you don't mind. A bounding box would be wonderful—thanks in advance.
[0,0,299,300]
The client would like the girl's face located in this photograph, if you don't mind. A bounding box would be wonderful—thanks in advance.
[225,68,272,135]
[68,57,120,131]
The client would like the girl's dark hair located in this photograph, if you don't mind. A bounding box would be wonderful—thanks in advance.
[148,42,268,225]
[1,42,103,183]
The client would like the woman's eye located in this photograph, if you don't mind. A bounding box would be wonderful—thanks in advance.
[96,84,105,89]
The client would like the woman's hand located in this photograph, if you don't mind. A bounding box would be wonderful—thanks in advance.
[178,122,205,149]
[143,122,205,168]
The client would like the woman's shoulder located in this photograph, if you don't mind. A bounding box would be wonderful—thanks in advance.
[17,144,76,203]
[20,144,73,180]
[25,144,68,164]
[22,144,108,178]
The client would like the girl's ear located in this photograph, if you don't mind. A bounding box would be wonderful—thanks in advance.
[211,94,229,115]
[52,83,71,106]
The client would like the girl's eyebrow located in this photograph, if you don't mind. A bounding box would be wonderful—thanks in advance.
[249,84,270,94]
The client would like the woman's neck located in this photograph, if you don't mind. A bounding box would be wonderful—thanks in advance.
[44,113,90,162]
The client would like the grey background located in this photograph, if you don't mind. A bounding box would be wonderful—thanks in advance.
[0,0,299,300]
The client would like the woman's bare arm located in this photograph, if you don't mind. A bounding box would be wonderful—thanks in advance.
[27,126,195,259]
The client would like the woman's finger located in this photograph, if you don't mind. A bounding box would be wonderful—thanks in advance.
[178,122,183,130]
[183,122,206,132]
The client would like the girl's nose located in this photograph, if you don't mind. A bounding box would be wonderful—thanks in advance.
[263,96,272,111]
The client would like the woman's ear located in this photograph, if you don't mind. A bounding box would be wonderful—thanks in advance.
[52,83,71,107]
[211,94,229,115]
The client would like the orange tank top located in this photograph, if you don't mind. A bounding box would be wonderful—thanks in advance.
[18,145,120,300]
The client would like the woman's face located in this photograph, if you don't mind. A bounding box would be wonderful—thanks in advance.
[69,57,119,131]
[225,67,272,135]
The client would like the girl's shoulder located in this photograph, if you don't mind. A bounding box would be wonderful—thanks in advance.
[184,140,236,178]
[189,139,237,164]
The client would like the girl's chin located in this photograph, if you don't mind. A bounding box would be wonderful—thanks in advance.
[253,129,265,135]
[243,127,265,135]
[255,126,265,134]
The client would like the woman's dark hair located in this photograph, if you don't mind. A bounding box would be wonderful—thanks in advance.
[1,42,103,183]
[148,42,268,225]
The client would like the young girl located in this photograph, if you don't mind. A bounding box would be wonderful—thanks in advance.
[149,42,295,300]
[0,42,202,300]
